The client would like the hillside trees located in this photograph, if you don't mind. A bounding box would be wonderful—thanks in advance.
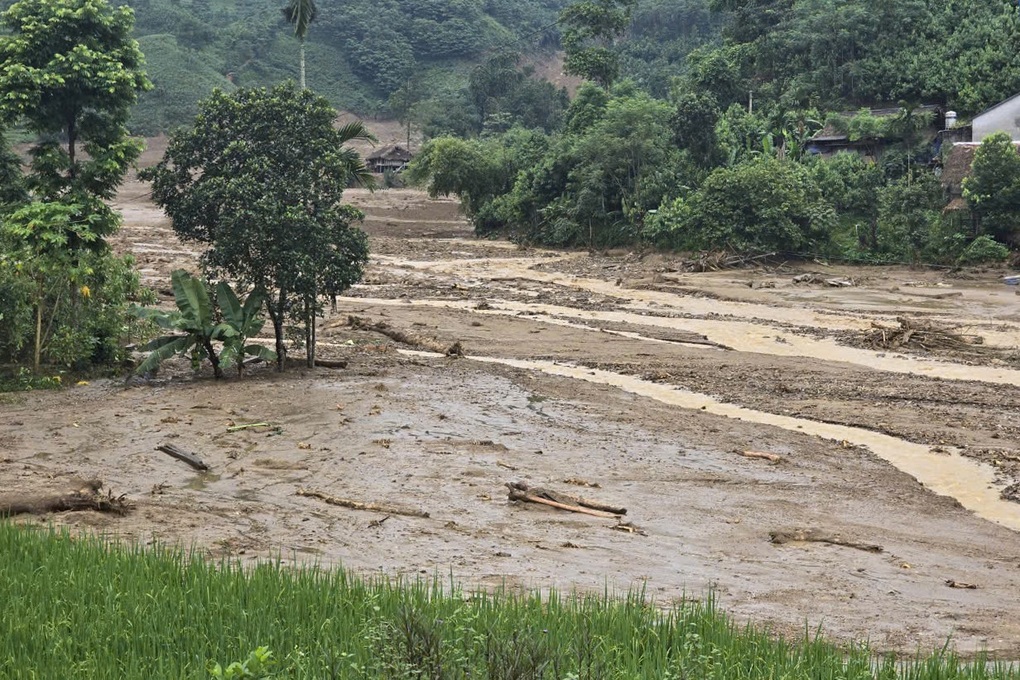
[0,0,152,371]
[963,132,1020,245]
[143,84,370,370]
[560,0,637,88]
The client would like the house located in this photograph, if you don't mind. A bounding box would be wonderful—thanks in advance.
[972,92,1020,142]
[807,105,942,159]
[366,145,412,174]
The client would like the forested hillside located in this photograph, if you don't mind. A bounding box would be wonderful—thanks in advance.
[409,0,1020,264]
[123,0,574,133]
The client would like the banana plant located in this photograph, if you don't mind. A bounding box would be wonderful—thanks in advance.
[132,270,235,378]
[215,281,277,376]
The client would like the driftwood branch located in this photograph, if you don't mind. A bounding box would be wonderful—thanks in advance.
[156,443,210,471]
[296,488,430,518]
[0,480,132,516]
[345,316,464,356]
[740,450,782,463]
[506,481,625,519]
[770,528,882,553]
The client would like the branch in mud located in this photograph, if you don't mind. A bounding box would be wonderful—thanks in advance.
[157,443,210,471]
[506,481,626,519]
[296,488,430,518]
[769,528,882,553]
[344,316,464,356]
[1,480,133,517]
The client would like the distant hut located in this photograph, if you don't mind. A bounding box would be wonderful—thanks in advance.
[366,145,412,174]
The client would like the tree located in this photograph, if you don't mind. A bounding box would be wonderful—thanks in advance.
[559,0,637,89]
[963,132,1020,246]
[0,0,151,373]
[282,0,317,89]
[0,0,151,209]
[648,156,835,253]
[142,84,370,370]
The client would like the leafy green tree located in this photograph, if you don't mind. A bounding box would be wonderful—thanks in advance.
[810,152,883,249]
[0,0,151,207]
[963,132,1020,245]
[648,156,835,253]
[282,0,317,89]
[560,0,638,88]
[142,84,370,370]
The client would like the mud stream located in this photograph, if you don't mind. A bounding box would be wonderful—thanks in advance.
[427,353,1019,531]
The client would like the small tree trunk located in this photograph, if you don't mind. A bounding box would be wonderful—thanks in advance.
[269,288,287,371]
[299,40,306,89]
[203,339,223,379]
[34,300,43,373]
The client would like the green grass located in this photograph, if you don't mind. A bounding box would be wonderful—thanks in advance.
[0,522,1016,679]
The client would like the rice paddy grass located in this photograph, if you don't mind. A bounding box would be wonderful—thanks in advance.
[0,522,1016,679]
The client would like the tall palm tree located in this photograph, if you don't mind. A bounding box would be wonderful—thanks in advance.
[282,0,317,89]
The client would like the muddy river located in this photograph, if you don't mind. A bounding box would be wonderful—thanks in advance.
[3,184,1020,657]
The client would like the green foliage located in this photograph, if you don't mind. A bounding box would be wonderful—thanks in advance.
[142,83,369,369]
[0,0,151,202]
[963,132,1020,246]
[208,646,276,679]
[0,199,147,370]
[648,157,836,253]
[2,523,1019,678]
[132,270,235,378]
[706,0,1020,115]
[560,0,637,88]
[410,88,682,249]
[131,271,276,379]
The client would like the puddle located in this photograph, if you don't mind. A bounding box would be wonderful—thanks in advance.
[401,350,1020,532]
[354,296,1020,386]
[186,473,220,491]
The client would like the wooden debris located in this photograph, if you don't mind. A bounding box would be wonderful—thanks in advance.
[226,422,271,433]
[889,286,962,300]
[945,579,979,589]
[506,481,625,518]
[368,515,391,528]
[861,317,989,355]
[563,478,602,488]
[682,251,777,273]
[740,450,782,463]
[156,443,210,471]
[496,460,519,471]
[1,480,132,516]
[769,528,882,553]
[296,488,429,518]
[313,359,349,369]
[611,521,648,536]
[344,316,464,356]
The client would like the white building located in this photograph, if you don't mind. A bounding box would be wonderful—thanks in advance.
[972,92,1020,142]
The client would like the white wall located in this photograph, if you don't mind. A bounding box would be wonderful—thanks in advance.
[973,94,1020,142]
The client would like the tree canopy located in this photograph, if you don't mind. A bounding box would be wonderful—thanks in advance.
[142,83,370,369]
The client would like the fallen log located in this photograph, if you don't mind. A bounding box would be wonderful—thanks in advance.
[506,481,626,518]
[314,359,349,369]
[769,528,882,553]
[740,450,782,463]
[156,443,210,471]
[861,317,989,354]
[296,488,430,518]
[1,480,132,517]
[345,316,464,356]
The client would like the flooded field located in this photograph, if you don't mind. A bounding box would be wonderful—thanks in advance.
[4,178,1020,657]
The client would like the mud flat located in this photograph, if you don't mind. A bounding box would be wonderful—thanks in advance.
[4,182,1020,657]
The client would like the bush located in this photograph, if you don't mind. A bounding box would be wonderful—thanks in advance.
[647,157,836,253]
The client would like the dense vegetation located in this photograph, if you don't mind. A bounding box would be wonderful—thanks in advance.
[409,0,1020,263]
[2,522,1018,679]
[0,0,369,380]
[110,0,576,135]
